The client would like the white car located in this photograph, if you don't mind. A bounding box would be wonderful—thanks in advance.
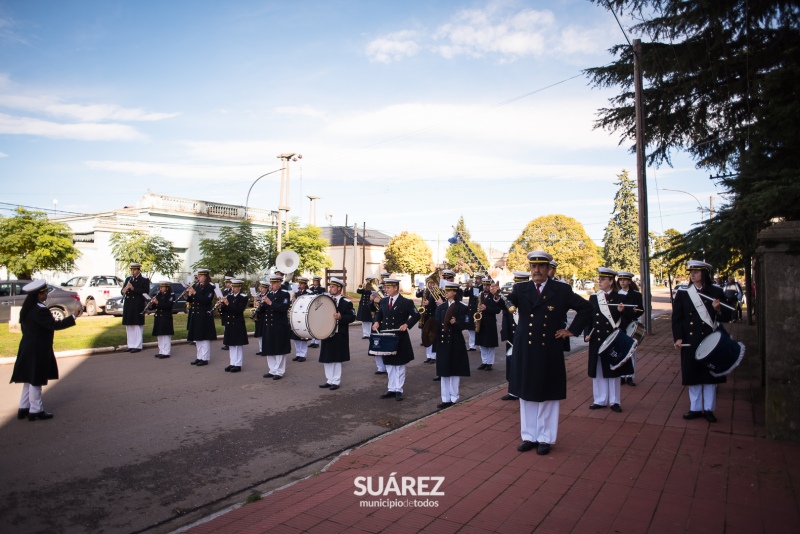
[60,275,123,315]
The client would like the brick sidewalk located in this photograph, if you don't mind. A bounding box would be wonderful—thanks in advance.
[184,318,800,534]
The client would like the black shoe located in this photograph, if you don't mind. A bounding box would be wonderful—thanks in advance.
[225,365,233,372]
[380,391,395,399]
[17,408,29,420]
[536,443,551,455]
[297,357,306,362]
[395,392,403,401]
[329,385,339,390]
[190,359,200,365]
[703,411,717,423]
[273,375,283,380]
[375,371,388,375]
[362,336,369,339]
[309,343,319,348]
[621,377,626,385]
[158,354,170,359]
[124,348,133,352]
[255,351,263,356]
[683,410,703,420]
[263,373,274,378]
[292,356,300,361]
[468,348,477,351]
[195,360,208,367]
[28,411,54,421]
[129,349,141,353]
[154,353,161,358]
[484,364,492,371]
[221,346,229,350]
[626,377,636,386]
[500,394,518,401]
[589,404,606,410]
[477,364,487,370]
[517,440,537,452]
[229,366,241,373]
[610,404,622,413]
[433,376,441,381]
[319,383,331,388]
[189,341,196,345]
[437,402,453,409]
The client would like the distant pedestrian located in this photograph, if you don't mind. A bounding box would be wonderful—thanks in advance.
[723,275,743,321]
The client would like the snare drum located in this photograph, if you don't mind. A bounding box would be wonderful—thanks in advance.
[695,329,745,377]
[290,294,337,340]
[599,329,637,370]
[625,321,646,344]
[368,332,399,356]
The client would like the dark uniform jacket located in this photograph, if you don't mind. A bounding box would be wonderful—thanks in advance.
[372,295,420,366]
[186,283,218,341]
[11,304,75,386]
[415,288,439,330]
[310,284,325,295]
[221,292,249,346]
[219,286,233,327]
[506,278,591,402]
[151,291,174,336]
[319,295,356,363]
[259,289,292,355]
[618,289,644,331]
[464,286,480,330]
[584,291,634,378]
[672,284,731,385]
[121,274,150,326]
[356,286,376,322]
[434,301,471,378]
[474,290,501,348]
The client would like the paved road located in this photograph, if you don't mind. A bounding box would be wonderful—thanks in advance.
[0,289,672,533]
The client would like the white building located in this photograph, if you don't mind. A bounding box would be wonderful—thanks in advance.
[320,226,392,292]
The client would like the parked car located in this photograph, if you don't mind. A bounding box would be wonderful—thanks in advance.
[582,280,595,291]
[105,282,188,316]
[60,274,123,315]
[500,282,514,296]
[671,282,689,300]
[0,279,83,323]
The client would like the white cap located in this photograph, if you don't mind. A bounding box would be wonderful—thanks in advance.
[526,251,553,263]
[329,277,344,287]
[598,267,617,277]
[688,260,712,270]
[23,280,47,293]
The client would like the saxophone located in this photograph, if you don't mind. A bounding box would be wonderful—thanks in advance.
[474,291,483,333]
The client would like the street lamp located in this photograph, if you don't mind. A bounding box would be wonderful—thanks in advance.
[307,195,320,226]
[276,153,302,252]
[245,168,284,220]
[658,188,705,222]
[52,199,58,218]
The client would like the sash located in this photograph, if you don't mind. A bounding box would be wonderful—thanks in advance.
[596,291,619,329]
[687,285,715,329]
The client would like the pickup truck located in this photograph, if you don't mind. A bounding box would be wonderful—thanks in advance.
[60,275,124,316]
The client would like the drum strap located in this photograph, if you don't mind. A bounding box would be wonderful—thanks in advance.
[597,292,619,329]
[687,285,716,329]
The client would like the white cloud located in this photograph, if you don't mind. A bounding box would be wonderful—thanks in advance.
[0,113,146,141]
[84,160,266,182]
[365,30,421,63]
[0,94,178,122]
[0,73,10,88]
[0,151,7,158]
[273,105,325,118]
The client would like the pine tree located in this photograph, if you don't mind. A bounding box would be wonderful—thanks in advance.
[445,216,489,275]
[602,170,639,272]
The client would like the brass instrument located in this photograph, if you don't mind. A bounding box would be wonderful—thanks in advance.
[474,291,483,333]
[250,292,263,321]
[498,292,517,315]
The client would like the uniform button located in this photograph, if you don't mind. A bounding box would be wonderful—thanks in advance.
[530,314,534,317]
[529,323,533,327]
[543,324,546,327]
[542,343,545,346]
[528,341,532,345]
[544,315,548,319]
[542,334,546,337]
[529,333,532,336]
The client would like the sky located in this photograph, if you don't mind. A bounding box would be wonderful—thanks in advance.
[0,0,725,261]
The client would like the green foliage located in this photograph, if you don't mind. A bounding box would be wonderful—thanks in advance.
[602,170,640,272]
[384,232,434,278]
[0,207,80,279]
[649,229,683,281]
[110,231,182,278]
[507,214,598,279]
[192,221,270,277]
[445,216,489,274]
[281,223,333,277]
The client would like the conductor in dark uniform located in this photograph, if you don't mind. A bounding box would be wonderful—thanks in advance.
[372,278,420,401]
[221,279,249,373]
[319,277,356,390]
[499,271,529,400]
[151,281,175,359]
[434,281,471,408]
[672,260,731,423]
[260,274,292,380]
[506,251,592,455]
[121,262,150,353]
[186,268,218,366]
[11,280,77,421]
[356,276,377,339]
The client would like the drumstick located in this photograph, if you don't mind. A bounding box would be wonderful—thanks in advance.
[680,344,692,347]
[677,289,736,311]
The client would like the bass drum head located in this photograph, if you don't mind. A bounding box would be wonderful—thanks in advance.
[598,329,620,354]
[695,331,722,360]
[290,294,338,340]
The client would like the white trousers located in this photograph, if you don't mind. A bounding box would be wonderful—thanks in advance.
[229,345,244,366]
[622,349,637,378]
[19,384,43,413]
[258,337,263,351]
[294,339,309,358]
[267,355,287,376]
[386,364,406,392]
[324,362,342,385]
[688,384,717,411]
[362,322,372,337]
[126,325,143,349]
[592,359,620,406]
[195,340,211,361]
[426,345,436,359]
[468,330,476,349]
[157,335,172,356]
[375,356,386,372]
[520,399,560,445]
[440,376,460,403]
[479,346,495,365]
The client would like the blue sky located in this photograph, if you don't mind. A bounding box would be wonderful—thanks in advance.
[0,0,723,259]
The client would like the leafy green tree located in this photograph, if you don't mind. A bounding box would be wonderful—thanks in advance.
[192,221,270,278]
[0,207,80,279]
[384,232,434,283]
[281,223,333,278]
[602,170,639,272]
[110,231,182,278]
[445,216,489,274]
[507,215,599,280]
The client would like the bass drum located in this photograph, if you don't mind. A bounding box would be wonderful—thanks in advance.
[290,294,337,340]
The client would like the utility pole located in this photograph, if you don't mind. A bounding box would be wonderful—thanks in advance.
[710,196,714,219]
[634,38,653,334]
